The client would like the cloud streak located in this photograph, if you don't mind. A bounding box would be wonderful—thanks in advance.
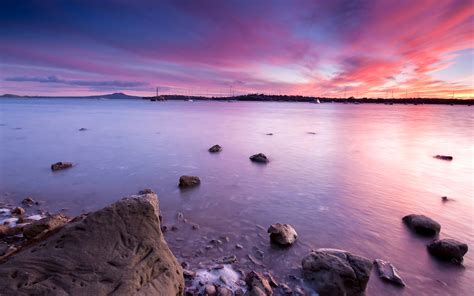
[0,0,472,97]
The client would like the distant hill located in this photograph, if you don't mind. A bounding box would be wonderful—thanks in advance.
[0,92,140,99]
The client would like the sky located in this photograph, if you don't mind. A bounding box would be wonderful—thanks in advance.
[1,0,473,98]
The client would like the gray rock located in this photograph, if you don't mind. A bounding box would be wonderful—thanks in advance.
[427,239,468,263]
[301,248,372,296]
[0,193,184,295]
[245,271,273,295]
[209,145,222,153]
[51,161,73,171]
[179,175,201,188]
[402,214,441,236]
[373,259,406,286]
[267,223,297,246]
[249,153,269,163]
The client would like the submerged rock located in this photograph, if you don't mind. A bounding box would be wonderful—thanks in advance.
[427,239,468,264]
[11,207,25,216]
[179,175,201,188]
[302,248,372,296]
[402,214,441,236]
[209,144,222,153]
[78,128,88,131]
[374,259,406,286]
[51,161,73,171]
[0,193,184,295]
[249,153,269,164]
[267,223,297,246]
[434,155,453,161]
[245,271,273,295]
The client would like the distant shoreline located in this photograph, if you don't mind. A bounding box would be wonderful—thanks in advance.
[2,93,473,105]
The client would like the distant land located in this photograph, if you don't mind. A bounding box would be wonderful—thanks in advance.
[2,92,473,105]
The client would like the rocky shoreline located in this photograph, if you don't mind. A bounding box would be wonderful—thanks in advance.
[1,188,468,295]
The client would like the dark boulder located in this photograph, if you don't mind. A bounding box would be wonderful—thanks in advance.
[302,248,372,296]
[373,259,406,286]
[427,239,468,264]
[209,145,222,153]
[11,207,25,216]
[0,193,184,295]
[179,175,201,188]
[267,223,297,246]
[51,162,73,171]
[249,153,269,164]
[434,155,453,161]
[402,214,441,236]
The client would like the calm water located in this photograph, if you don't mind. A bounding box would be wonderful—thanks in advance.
[0,98,473,295]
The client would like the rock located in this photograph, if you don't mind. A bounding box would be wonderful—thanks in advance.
[434,155,453,161]
[279,283,292,295]
[307,132,317,135]
[264,272,278,287]
[441,196,449,202]
[266,133,273,136]
[23,214,69,240]
[217,286,233,296]
[11,207,25,216]
[267,223,297,246]
[51,161,73,171]
[78,128,88,131]
[183,269,196,279]
[0,225,8,238]
[235,244,243,249]
[427,239,468,263]
[215,255,237,264]
[0,242,8,256]
[204,284,217,296]
[21,197,36,206]
[0,193,184,295]
[179,175,201,188]
[138,188,155,194]
[249,153,269,164]
[373,259,406,286]
[301,248,372,296]
[209,145,222,153]
[245,271,273,295]
[402,214,441,236]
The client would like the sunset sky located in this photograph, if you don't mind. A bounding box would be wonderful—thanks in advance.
[1,0,473,98]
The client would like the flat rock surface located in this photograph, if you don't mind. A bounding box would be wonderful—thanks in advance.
[0,193,184,295]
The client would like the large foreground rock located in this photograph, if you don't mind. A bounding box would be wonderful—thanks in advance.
[427,239,468,264]
[0,193,184,295]
[267,223,297,246]
[402,214,441,236]
[302,248,372,296]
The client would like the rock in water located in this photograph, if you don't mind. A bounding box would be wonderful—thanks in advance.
[179,175,201,188]
[374,259,406,286]
[427,239,468,264]
[0,193,184,295]
[434,155,453,161]
[249,153,269,163]
[267,223,297,246]
[245,271,273,295]
[402,214,441,236]
[302,248,372,296]
[51,161,73,171]
[209,144,222,153]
